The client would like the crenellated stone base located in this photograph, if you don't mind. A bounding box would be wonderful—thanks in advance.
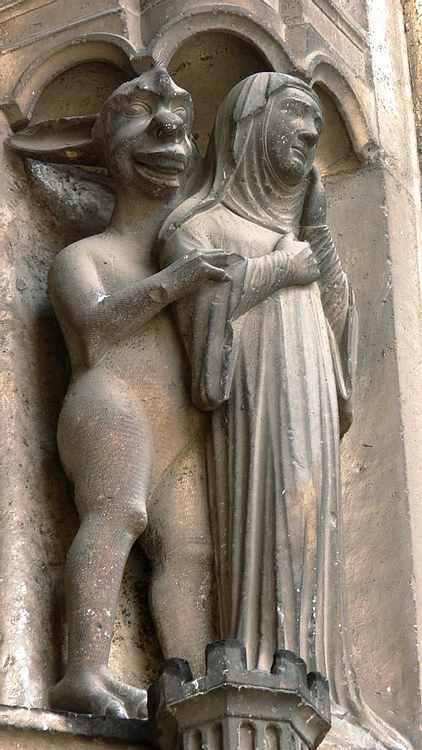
[149,640,331,750]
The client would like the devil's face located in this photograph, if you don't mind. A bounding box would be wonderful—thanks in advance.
[99,68,193,195]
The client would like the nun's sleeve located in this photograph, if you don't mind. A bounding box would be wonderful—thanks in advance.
[158,224,247,411]
[301,225,358,436]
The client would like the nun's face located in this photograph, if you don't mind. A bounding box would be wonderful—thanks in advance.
[265,87,323,186]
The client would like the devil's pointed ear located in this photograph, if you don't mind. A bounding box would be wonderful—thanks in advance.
[5,115,101,166]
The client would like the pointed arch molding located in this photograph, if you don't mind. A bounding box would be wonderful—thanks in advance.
[0,2,379,161]
[0,36,137,128]
[141,3,290,73]
[310,59,379,159]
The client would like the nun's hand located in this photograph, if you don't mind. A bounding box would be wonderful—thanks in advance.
[274,233,320,286]
[292,246,320,285]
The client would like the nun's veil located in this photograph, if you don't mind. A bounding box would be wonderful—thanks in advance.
[158,72,324,241]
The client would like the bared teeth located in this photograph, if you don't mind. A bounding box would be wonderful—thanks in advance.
[133,153,186,172]
[132,161,181,186]
[135,163,182,176]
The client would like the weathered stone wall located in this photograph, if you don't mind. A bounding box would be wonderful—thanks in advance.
[1,1,422,747]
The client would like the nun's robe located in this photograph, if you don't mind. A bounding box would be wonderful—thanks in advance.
[160,202,358,712]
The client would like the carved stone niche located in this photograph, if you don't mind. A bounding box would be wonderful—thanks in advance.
[1,2,422,750]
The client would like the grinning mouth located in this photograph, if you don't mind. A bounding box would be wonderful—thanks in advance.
[133,151,187,173]
[132,151,187,187]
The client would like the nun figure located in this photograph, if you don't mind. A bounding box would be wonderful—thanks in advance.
[157,73,411,750]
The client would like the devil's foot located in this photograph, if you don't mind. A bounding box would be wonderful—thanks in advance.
[48,668,148,719]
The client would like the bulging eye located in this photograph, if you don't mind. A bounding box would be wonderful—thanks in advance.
[172,107,188,120]
[123,102,150,118]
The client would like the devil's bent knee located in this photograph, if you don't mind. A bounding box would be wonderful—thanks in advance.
[76,490,148,536]
[123,504,148,536]
[104,500,148,536]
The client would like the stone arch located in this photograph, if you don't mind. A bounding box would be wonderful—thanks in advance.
[310,59,379,160]
[144,4,291,74]
[313,84,361,175]
[6,37,136,128]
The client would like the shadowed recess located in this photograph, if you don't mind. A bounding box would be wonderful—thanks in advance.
[314,85,360,175]
[30,62,129,124]
[168,31,270,155]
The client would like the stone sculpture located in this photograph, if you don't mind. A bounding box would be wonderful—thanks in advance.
[157,72,411,750]
[7,65,413,750]
[7,64,231,719]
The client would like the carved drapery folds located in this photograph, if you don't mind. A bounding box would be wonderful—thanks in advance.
[0,0,417,747]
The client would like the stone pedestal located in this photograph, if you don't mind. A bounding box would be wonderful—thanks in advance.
[150,640,331,750]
